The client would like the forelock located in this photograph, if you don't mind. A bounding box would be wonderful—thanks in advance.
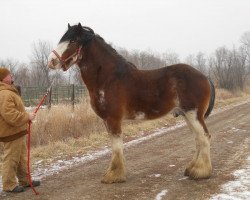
[59,25,80,43]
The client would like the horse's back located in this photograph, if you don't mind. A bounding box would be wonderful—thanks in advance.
[165,63,207,79]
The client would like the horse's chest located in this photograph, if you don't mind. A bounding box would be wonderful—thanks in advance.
[90,90,109,117]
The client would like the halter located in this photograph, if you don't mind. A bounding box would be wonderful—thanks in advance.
[52,46,82,71]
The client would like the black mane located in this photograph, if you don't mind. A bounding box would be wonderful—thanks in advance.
[59,24,95,46]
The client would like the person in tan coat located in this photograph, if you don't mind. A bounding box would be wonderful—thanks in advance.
[0,67,40,193]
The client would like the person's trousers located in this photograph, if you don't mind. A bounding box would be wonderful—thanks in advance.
[2,135,29,191]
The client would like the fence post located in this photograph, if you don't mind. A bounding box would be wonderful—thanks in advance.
[48,87,52,110]
[71,84,75,112]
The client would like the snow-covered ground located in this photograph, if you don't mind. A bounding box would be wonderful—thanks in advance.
[0,100,249,199]
[155,189,168,200]
[210,156,250,200]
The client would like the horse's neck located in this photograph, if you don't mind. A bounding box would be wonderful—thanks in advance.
[79,39,121,91]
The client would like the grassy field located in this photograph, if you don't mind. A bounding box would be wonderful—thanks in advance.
[0,87,250,172]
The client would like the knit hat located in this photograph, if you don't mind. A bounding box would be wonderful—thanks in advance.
[0,67,11,81]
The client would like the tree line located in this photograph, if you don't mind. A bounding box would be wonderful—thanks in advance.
[1,31,249,92]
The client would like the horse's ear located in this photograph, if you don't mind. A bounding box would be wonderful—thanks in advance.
[78,23,82,29]
[68,23,71,29]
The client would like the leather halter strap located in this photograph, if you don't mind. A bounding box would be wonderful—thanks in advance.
[52,46,82,71]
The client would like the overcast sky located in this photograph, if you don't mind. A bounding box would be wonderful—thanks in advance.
[1,0,250,62]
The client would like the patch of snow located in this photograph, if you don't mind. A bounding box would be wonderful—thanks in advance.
[35,160,43,165]
[25,106,47,112]
[33,148,111,179]
[231,127,247,133]
[178,177,188,181]
[155,189,168,200]
[210,156,250,200]
[169,165,175,167]
[232,127,241,132]
[149,174,161,178]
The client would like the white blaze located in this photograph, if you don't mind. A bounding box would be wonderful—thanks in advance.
[48,41,69,69]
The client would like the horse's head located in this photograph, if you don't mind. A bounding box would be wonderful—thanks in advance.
[48,23,95,71]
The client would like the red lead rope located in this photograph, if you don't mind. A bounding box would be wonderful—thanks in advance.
[28,121,39,195]
[27,87,52,195]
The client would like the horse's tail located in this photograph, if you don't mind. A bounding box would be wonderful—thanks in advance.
[204,78,215,118]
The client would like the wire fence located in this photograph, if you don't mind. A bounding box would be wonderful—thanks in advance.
[20,85,86,108]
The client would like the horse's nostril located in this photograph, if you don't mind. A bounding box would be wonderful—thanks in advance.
[48,60,54,68]
[51,59,57,66]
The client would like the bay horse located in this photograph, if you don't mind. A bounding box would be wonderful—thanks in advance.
[48,23,215,183]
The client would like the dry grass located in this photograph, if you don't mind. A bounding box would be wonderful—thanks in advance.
[214,88,250,108]
[31,98,105,146]
[0,87,250,169]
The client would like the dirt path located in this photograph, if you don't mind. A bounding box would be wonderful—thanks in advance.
[2,102,250,200]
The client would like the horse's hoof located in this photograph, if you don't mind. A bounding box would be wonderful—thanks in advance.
[101,175,126,184]
[188,166,212,180]
[184,161,196,176]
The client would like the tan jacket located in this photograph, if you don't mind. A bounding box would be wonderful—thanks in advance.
[0,82,29,142]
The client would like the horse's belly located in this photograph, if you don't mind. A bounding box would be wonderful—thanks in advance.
[127,106,169,120]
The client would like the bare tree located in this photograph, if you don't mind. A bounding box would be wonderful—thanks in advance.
[118,49,165,70]
[49,70,68,85]
[195,52,207,74]
[210,46,247,91]
[137,51,165,69]
[29,40,52,86]
[0,58,19,74]
[68,66,83,85]
[14,63,31,86]
[0,58,29,86]
[185,54,196,66]
[240,31,250,74]
[232,47,248,90]
[162,51,180,65]
[185,52,207,74]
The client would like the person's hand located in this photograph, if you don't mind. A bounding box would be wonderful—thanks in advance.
[28,112,36,121]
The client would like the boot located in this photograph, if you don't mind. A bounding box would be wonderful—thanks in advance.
[9,186,24,193]
[24,180,41,187]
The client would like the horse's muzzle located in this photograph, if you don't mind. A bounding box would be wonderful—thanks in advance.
[47,59,56,69]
